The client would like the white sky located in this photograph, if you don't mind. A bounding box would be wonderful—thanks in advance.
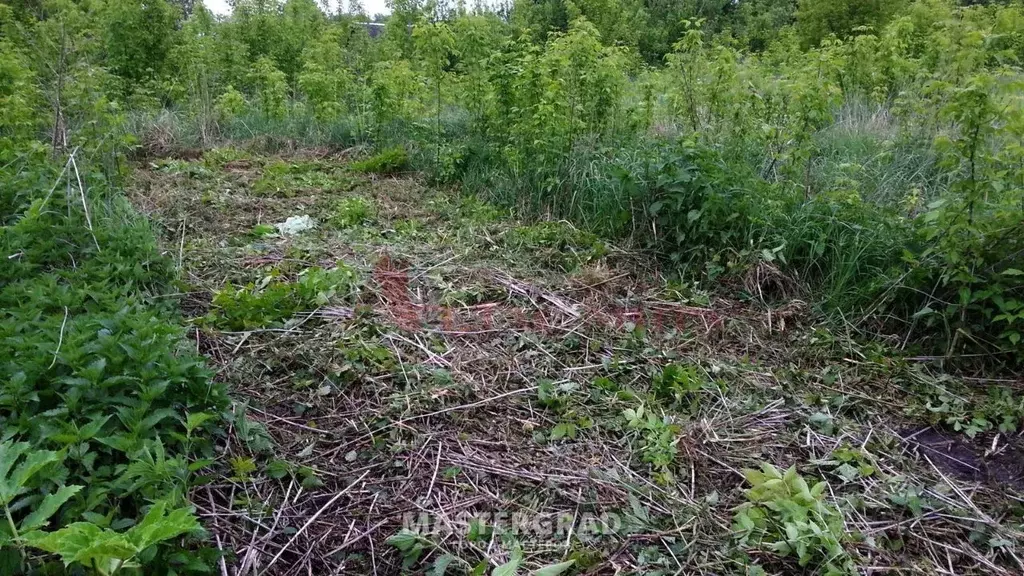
[203,0,392,18]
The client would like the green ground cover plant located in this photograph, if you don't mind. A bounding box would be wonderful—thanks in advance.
[0,149,227,573]
[207,265,360,330]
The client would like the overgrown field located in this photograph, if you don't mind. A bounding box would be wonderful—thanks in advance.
[123,148,1023,575]
[2,0,1024,574]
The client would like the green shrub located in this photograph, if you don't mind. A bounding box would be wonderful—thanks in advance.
[207,266,360,330]
[214,85,247,121]
[248,56,288,120]
[0,39,45,162]
[796,0,903,48]
[733,464,855,575]
[645,141,758,274]
[350,146,409,175]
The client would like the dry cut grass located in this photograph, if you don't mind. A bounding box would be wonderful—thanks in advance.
[127,149,1024,576]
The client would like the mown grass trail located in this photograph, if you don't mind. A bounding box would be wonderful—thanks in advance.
[131,148,1024,576]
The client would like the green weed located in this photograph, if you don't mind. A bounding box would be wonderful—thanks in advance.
[253,161,360,197]
[651,363,707,412]
[386,529,472,573]
[909,372,1024,438]
[452,195,505,225]
[623,404,679,483]
[504,221,607,272]
[250,223,277,237]
[733,463,855,575]
[350,146,409,175]
[22,501,202,576]
[207,266,360,330]
[1,150,227,573]
[202,147,252,168]
[330,196,375,228]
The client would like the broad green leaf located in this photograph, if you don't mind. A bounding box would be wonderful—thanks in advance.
[761,463,782,479]
[793,474,811,499]
[386,529,420,552]
[735,510,755,531]
[912,305,934,319]
[534,560,575,576]
[784,523,800,542]
[22,522,137,568]
[79,416,112,440]
[20,485,82,532]
[0,442,32,496]
[184,412,215,434]
[741,468,765,487]
[835,463,859,483]
[127,502,201,550]
[782,465,797,484]
[810,481,827,498]
[4,450,60,503]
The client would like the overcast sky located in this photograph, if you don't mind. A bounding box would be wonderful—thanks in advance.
[203,0,393,18]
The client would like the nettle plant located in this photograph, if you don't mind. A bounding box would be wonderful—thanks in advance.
[331,196,375,228]
[1,442,201,575]
[651,363,709,413]
[1,124,228,571]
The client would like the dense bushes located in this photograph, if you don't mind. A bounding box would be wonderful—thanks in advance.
[0,20,228,568]
[0,156,229,572]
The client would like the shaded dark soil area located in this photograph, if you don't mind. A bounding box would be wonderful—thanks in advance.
[906,426,1024,490]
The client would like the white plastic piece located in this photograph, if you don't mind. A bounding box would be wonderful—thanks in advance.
[275,215,316,236]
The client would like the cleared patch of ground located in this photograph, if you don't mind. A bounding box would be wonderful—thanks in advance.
[129,149,1024,576]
